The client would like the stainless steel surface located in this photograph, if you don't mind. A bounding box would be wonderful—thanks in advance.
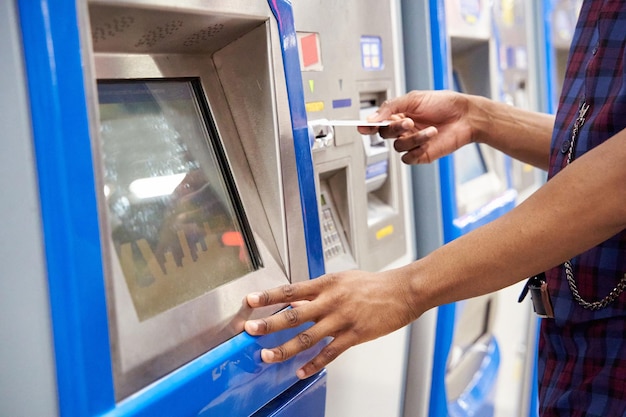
[294,0,409,274]
[445,0,512,216]
[83,0,309,400]
[493,0,545,201]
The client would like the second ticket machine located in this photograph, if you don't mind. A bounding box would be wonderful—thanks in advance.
[426,1,518,416]
[292,1,414,416]
[492,0,546,202]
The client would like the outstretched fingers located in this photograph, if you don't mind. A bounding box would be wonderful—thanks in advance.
[295,333,356,379]
[393,126,438,152]
[246,280,318,309]
[256,322,355,379]
[258,320,327,364]
[245,279,328,337]
[244,274,365,378]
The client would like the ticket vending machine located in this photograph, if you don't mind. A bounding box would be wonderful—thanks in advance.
[294,2,410,276]
[6,0,328,415]
[409,1,518,416]
[492,0,546,203]
[291,1,414,416]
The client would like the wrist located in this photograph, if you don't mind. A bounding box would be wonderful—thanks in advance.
[393,260,440,317]
[466,94,497,145]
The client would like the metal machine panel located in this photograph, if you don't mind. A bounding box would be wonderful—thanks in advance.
[492,0,547,202]
[294,0,410,275]
[444,0,517,237]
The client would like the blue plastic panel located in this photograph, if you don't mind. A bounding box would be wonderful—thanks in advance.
[447,337,500,417]
[16,1,114,414]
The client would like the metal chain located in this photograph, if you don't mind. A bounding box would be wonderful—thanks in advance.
[562,100,626,310]
[564,261,626,310]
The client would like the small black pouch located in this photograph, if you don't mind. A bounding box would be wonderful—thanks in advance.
[518,272,554,318]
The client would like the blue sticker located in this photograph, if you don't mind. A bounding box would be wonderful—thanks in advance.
[360,36,383,70]
[332,98,352,108]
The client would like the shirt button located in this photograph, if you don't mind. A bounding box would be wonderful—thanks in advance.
[560,139,571,154]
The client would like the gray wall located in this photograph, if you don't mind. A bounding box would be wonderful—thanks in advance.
[0,1,59,415]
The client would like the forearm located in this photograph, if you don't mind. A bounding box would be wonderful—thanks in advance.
[403,130,626,312]
[468,95,555,170]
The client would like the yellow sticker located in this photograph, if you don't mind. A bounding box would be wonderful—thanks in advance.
[376,225,394,240]
[306,101,325,112]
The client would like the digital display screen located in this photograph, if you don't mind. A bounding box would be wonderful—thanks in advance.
[98,79,257,321]
[454,143,488,184]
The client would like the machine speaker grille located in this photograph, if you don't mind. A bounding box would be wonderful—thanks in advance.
[133,19,184,49]
[92,15,135,44]
[183,24,225,47]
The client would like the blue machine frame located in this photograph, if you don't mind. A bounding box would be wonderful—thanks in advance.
[16,0,325,416]
[542,0,560,116]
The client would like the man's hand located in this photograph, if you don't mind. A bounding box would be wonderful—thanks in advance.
[358,90,475,164]
[244,269,421,379]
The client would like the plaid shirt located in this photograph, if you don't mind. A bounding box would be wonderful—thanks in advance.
[539,1,626,415]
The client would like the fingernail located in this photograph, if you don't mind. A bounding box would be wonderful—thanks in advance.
[423,126,437,137]
[296,368,307,379]
[367,111,380,121]
[247,292,261,305]
[246,321,258,333]
[261,349,275,362]
[401,119,412,129]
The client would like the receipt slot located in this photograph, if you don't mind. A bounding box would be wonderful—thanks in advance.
[10,0,327,415]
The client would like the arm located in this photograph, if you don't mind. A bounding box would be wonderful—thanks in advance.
[471,94,555,170]
[364,91,555,170]
[406,130,626,308]
[244,128,626,379]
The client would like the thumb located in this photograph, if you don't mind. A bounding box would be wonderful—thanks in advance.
[368,95,414,122]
